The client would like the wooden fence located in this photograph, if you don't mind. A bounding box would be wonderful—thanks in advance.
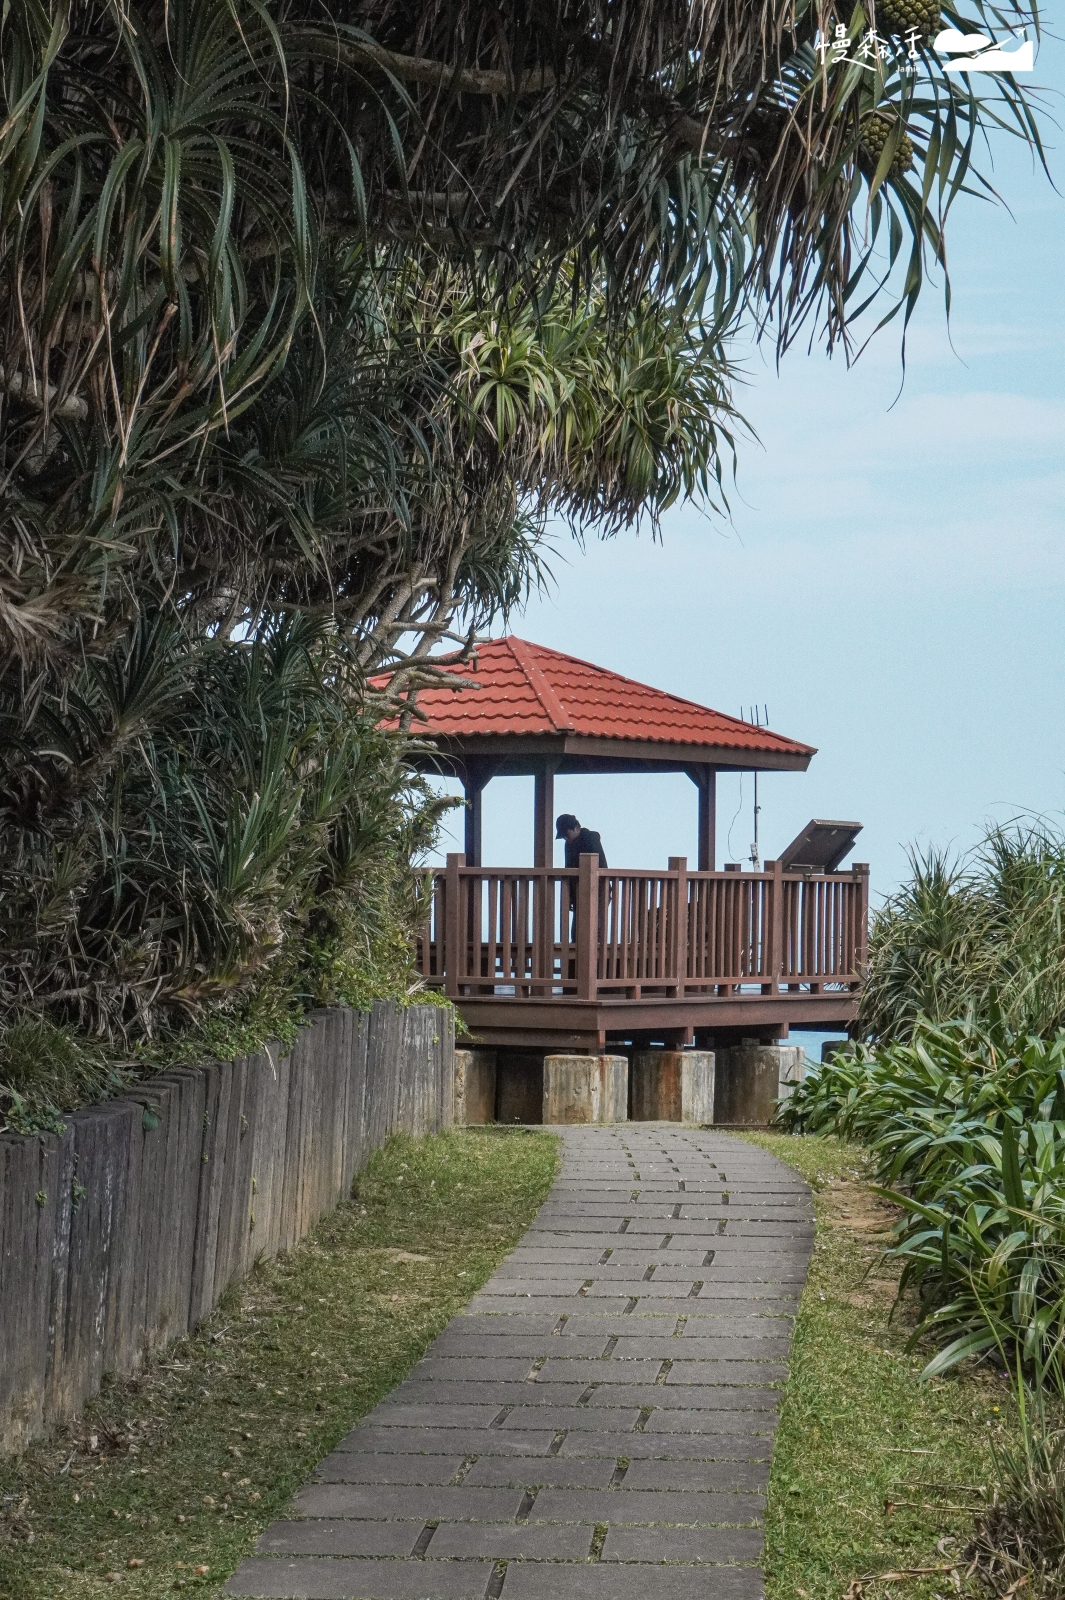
[0,1001,454,1457]
[418,856,868,1001]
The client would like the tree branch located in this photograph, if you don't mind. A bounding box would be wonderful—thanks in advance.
[303,33,557,98]
[302,34,724,161]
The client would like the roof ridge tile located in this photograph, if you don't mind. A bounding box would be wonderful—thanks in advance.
[504,636,574,733]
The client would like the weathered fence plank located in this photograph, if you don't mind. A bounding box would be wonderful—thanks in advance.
[0,1001,454,1456]
[247,1043,289,1269]
[0,1130,69,1452]
[188,1060,225,1328]
[341,1011,370,1191]
[141,1070,203,1351]
[366,1001,401,1150]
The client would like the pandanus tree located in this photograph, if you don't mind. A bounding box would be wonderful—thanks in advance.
[0,0,1045,1052]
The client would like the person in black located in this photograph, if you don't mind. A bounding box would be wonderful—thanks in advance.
[556,815,607,950]
[555,814,608,868]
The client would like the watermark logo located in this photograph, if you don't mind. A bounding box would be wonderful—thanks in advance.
[934,27,1034,72]
[817,25,921,71]
[816,23,1033,75]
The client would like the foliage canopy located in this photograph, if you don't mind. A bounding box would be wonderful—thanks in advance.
[0,0,1047,668]
[0,0,1047,1081]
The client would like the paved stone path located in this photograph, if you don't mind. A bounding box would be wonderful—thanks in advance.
[226,1125,813,1600]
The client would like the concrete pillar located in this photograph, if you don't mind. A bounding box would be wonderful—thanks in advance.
[631,1050,715,1124]
[714,1043,806,1125]
[776,1046,807,1105]
[453,1049,497,1125]
[543,1055,628,1125]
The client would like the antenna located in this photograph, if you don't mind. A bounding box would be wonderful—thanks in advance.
[741,704,767,870]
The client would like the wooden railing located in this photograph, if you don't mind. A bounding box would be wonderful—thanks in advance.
[417,855,869,1002]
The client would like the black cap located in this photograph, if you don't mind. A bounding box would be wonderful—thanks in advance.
[555,813,580,838]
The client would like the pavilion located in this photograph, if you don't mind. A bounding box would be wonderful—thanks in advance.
[392,635,816,870]
[375,637,868,1068]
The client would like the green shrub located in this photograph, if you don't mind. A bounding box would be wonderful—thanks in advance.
[0,614,459,1130]
[0,1017,134,1134]
[1,617,446,1045]
[781,1022,1065,1380]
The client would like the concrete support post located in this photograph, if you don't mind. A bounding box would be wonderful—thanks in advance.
[776,1046,807,1105]
[543,1055,628,1125]
[453,1049,498,1125]
[631,1050,715,1124]
[715,1043,806,1125]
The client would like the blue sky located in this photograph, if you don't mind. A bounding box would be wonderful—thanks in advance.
[430,32,1065,904]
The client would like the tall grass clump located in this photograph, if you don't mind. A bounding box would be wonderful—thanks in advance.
[0,1018,135,1136]
[784,1025,1065,1596]
[967,1373,1065,1597]
[860,822,1065,1045]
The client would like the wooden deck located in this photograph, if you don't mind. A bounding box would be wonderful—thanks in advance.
[418,853,869,1050]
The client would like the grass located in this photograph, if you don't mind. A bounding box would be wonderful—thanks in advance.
[0,1126,558,1599]
[740,1131,1020,1600]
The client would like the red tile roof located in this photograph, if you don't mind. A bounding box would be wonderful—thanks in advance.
[375,637,814,759]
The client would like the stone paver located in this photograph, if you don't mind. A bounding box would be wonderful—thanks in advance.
[226,1126,812,1599]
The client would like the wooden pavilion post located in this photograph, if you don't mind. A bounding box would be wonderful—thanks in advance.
[444,852,464,998]
[461,759,500,867]
[463,778,482,867]
[688,766,717,872]
[533,759,561,868]
[763,857,783,996]
[533,758,562,990]
[854,862,870,978]
[668,856,688,996]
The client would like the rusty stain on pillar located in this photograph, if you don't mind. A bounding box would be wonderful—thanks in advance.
[631,1051,715,1124]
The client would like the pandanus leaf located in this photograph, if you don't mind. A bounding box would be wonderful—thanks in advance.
[1052,1072,1065,1123]
[987,1231,1028,1291]
[921,1326,1000,1381]
[1001,1117,1026,1214]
